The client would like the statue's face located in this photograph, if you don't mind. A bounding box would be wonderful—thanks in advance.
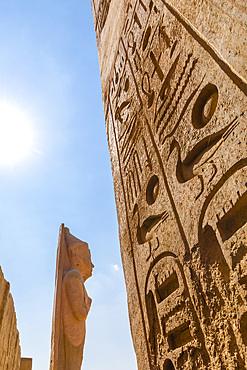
[70,243,94,280]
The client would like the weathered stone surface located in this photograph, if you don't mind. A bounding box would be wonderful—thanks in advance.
[20,358,32,370]
[0,266,21,369]
[50,224,93,370]
[92,0,247,368]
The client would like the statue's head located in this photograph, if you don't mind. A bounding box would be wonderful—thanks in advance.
[65,228,94,281]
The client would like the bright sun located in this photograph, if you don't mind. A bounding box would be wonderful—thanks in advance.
[0,100,34,166]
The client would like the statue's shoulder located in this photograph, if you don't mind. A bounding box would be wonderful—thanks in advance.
[63,269,82,282]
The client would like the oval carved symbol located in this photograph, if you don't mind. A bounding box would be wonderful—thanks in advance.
[192,83,218,128]
[146,175,159,205]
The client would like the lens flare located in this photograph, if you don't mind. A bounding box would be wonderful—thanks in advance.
[0,100,34,166]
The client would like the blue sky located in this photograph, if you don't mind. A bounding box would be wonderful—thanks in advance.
[0,1,137,369]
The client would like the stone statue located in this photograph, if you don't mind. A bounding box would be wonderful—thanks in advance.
[50,224,94,370]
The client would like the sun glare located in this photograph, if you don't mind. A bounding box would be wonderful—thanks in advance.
[0,100,34,166]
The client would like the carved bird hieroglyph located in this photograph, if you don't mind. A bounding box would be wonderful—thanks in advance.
[168,117,240,199]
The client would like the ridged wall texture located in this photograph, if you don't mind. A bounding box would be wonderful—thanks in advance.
[0,266,21,369]
[92,0,247,368]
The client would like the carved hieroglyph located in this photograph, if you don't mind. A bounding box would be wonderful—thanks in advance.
[92,0,247,368]
[50,225,93,370]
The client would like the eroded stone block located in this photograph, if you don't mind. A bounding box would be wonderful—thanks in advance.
[20,358,32,370]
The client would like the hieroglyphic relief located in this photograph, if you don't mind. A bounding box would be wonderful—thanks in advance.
[93,0,247,368]
[92,0,112,34]
[165,0,247,80]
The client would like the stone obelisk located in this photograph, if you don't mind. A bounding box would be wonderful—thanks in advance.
[91,0,247,368]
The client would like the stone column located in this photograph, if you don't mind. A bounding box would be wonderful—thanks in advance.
[91,0,247,368]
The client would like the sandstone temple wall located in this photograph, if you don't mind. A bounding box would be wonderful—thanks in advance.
[0,267,32,369]
[92,0,247,368]
[0,266,21,369]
